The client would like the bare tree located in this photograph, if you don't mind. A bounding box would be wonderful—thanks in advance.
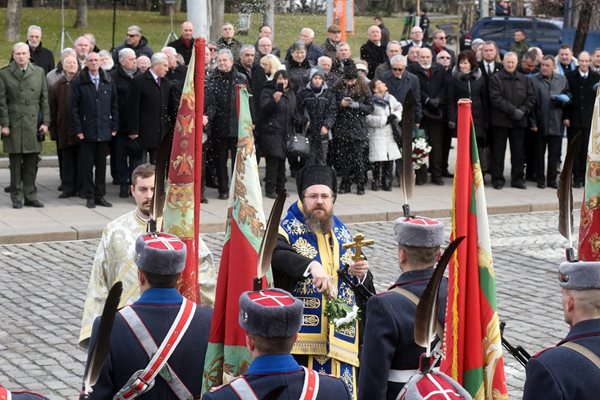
[75,0,88,28]
[211,0,224,41]
[264,0,275,40]
[573,0,594,54]
[5,0,21,42]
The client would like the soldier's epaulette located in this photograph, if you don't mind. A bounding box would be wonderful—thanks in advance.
[209,377,242,392]
[531,347,553,359]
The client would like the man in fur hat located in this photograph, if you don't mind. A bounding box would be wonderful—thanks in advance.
[272,164,375,397]
[202,288,351,399]
[523,261,600,399]
[358,216,447,400]
[85,233,213,399]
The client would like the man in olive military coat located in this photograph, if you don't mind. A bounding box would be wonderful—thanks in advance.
[0,42,50,209]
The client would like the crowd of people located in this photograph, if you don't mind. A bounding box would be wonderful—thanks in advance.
[2,20,600,209]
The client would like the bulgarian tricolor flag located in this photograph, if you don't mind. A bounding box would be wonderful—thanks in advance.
[162,39,206,303]
[440,101,508,399]
[202,85,268,392]
[578,89,600,260]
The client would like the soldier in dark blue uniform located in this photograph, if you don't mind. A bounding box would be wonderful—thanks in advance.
[523,261,600,400]
[202,288,351,400]
[358,216,447,400]
[86,233,213,399]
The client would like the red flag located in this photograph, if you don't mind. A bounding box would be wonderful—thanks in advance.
[440,101,508,399]
[578,91,600,260]
[162,39,206,302]
[202,86,268,392]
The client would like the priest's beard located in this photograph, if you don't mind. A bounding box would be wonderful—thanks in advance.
[304,208,334,234]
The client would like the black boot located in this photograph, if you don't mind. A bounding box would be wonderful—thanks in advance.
[382,161,393,191]
[371,163,381,191]
[338,180,350,194]
[357,183,365,195]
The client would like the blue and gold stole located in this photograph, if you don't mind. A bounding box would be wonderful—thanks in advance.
[279,200,360,399]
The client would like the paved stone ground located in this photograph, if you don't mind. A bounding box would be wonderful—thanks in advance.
[0,211,570,399]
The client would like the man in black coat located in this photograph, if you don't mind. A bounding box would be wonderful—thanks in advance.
[564,51,600,187]
[167,21,194,65]
[204,49,248,200]
[480,41,503,82]
[87,233,212,400]
[407,47,447,185]
[523,261,600,400]
[401,26,427,56]
[488,52,536,190]
[235,45,267,116]
[25,25,54,74]
[110,48,139,198]
[127,52,173,169]
[430,29,456,68]
[71,52,119,209]
[162,46,188,103]
[360,25,386,80]
[111,25,153,66]
[359,215,447,400]
[381,55,422,125]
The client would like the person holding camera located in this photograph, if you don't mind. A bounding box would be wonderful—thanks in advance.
[296,68,337,166]
[0,42,50,209]
[259,69,297,198]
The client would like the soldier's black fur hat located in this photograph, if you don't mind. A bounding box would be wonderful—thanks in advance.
[239,289,303,337]
[135,233,187,275]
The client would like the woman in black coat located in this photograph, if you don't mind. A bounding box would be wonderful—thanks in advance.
[296,68,337,166]
[331,64,374,195]
[259,69,297,198]
[446,50,489,156]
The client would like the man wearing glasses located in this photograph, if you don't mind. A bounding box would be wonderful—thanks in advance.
[430,29,455,67]
[380,55,422,126]
[272,165,375,397]
[112,25,153,66]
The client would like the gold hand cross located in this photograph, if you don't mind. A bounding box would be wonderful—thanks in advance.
[343,233,375,263]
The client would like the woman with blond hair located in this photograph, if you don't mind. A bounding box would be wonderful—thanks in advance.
[260,54,283,81]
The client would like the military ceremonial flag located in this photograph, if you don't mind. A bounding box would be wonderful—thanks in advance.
[162,39,206,303]
[440,101,508,399]
[578,89,600,260]
[202,86,267,392]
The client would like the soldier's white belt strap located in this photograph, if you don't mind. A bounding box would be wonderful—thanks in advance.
[228,367,320,400]
[0,386,12,400]
[388,369,418,383]
[113,298,196,400]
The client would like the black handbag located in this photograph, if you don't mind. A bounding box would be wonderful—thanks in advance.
[287,127,310,158]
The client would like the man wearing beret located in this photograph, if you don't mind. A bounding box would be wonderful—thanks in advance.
[202,288,351,399]
[272,165,375,398]
[522,261,600,399]
[85,233,213,399]
[358,216,447,400]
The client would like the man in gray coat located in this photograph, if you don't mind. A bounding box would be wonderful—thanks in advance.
[0,42,49,209]
[529,55,571,189]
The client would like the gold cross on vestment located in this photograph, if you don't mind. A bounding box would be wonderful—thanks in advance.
[343,233,374,262]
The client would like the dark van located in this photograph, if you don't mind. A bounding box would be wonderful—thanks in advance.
[461,16,562,56]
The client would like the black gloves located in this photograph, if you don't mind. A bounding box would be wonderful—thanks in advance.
[512,108,525,120]
[427,97,441,109]
[386,114,398,125]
